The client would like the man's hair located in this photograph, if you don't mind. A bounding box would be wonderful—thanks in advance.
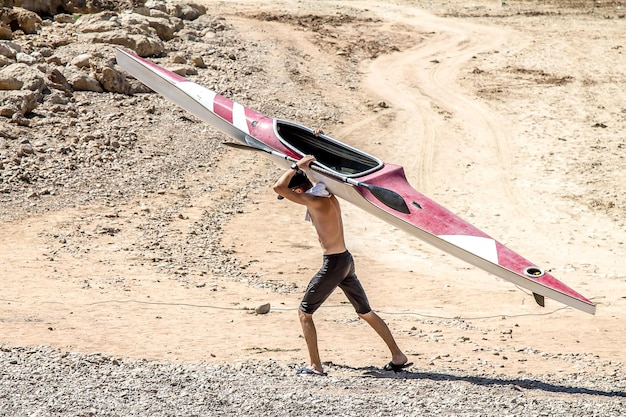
[288,171,310,189]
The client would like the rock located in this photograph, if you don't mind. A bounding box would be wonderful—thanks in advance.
[255,303,271,314]
[74,11,121,33]
[145,0,167,13]
[12,0,65,15]
[15,51,36,64]
[148,8,170,19]
[64,0,120,14]
[0,55,13,65]
[170,53,186,64]
[45,90,70,105]
[166,2,206,21]
[0,70,23,89]
[0,104,16,118]
[0,23,11,40]
[0,63,45,91]
[54,14,74,24]
[45,66,73,96]
[15,0,124,16]
[121,12,183,41]
[168,64,196,76]
[62,66,103,92]
[71,53,93,68]
[83,31,165,57]
[0,41,18,59]
[1,7,42,34]
[97,66,131,94]
[17,138,34,156]
[190,55,205,68]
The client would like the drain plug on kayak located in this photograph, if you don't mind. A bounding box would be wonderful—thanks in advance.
[524,266,545,278]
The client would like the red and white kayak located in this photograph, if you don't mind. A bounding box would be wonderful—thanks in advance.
[115,48,596,315]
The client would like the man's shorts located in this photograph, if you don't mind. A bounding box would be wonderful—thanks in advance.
[299,250,372,314]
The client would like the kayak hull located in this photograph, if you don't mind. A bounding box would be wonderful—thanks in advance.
[115,48,596,315]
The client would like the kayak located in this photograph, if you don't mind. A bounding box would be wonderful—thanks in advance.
[115,48,596,315]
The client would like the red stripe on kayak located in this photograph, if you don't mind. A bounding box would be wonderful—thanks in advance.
[213,94,234,123]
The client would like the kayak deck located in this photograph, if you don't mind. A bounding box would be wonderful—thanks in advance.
[275,121,382,177]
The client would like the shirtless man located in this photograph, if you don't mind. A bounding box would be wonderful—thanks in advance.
[273,154,411,376]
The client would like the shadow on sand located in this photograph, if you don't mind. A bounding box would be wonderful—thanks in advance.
[340,365,626,398]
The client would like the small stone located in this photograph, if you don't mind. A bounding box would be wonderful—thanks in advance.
[18,140,35,156]
[254,303,270,314]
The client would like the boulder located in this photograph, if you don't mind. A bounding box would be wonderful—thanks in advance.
[0,41,18,59]
[63,66,103,92]
[15,51,37,64]
[96,65,130,94]
[83,31,165,57]
[44,89,70,105]
[62,0,121,14]
[0,63,45,91]
[71,53,93,68]
[54,14,75,24]
[0,23,11,40]
[166,2,206,21]
[45,66,73,95]
[0,55,13,65]
[121,12,183,41]
[0,89,40,117]
[0,73,22,89]
[0,7,42,34]
[144,0,166,13]
[12,0,65,15]
[13,0,129,15]
[74,11,121,33]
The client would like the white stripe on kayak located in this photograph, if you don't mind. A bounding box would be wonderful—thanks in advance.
[177,82,216,112]
[232,102,249,134]
[438,235,499,264]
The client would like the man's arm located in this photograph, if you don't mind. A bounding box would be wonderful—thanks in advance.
[273,155,317,205]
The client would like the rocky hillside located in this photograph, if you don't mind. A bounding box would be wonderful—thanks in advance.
[0,0,284,219]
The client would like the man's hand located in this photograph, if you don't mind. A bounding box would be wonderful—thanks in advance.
[297,155,316,170]
[313,128,324,136]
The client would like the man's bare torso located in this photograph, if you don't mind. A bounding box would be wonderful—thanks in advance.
[306,194,347,255]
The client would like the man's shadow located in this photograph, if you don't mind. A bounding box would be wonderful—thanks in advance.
[335,364,625,398]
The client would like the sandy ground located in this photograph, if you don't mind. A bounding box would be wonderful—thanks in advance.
[2,0,625,379]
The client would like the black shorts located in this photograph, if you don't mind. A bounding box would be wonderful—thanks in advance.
[299,250,372,315]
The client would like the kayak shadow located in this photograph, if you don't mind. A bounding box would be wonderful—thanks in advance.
[356,366,626,398]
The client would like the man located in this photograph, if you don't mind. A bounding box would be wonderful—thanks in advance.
[273,154,411,376]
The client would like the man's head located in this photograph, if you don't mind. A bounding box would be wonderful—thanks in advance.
[288,171,313,193]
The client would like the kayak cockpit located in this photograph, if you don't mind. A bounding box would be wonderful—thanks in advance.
[275,120,382,178]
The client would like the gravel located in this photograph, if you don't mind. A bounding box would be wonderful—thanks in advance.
[1,345,624,416]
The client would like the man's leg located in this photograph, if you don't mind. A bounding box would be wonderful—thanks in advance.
[358,311,408,366]
[298,309,325,373]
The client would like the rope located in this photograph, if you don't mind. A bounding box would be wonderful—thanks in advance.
[1,296,601,320]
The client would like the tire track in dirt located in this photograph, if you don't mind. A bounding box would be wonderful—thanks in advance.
[358,4,530,218]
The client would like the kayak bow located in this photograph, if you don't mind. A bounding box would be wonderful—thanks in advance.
[115,47,596,315]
